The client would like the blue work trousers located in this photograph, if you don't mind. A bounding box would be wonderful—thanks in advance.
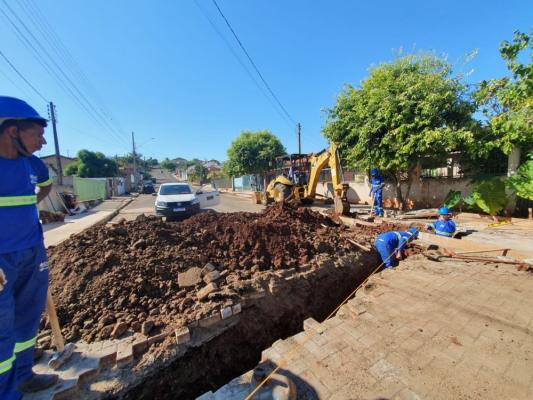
[372,190,383,216]
[374,238,397,269]
[0,244,49,400]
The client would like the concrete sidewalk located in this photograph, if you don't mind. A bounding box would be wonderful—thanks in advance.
[205,256,533,399]
[43,197,132,248]
[218,189,254,199]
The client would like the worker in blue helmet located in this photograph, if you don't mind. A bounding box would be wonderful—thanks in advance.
[0,96,58,399]
[374,227,419,269]
[427,207,456,238]
[369,168,385,217]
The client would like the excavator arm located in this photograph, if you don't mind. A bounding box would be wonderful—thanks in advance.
[306,142,344,197]
[306,142,349,214]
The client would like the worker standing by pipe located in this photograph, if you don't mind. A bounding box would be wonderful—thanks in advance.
[369,168,385,217]
[0,96,58,399]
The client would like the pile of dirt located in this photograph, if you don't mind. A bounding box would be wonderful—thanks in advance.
[45,203,390,343]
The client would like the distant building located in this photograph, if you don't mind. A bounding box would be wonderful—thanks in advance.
[203,160,221,173]
[40,154,76,179]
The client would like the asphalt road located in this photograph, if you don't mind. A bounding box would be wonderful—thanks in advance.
[112,169,264,221]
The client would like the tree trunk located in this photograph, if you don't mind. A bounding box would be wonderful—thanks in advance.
[391,172,404,211]
[403,164,420,210]
[505,145,521,216]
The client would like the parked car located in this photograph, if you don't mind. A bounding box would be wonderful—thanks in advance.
[142,182,155,194]
[154,182,219,218]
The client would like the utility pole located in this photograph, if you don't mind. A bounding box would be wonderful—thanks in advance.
[48,102,63,185]
[132,131,138,183]
[296,122,301,155]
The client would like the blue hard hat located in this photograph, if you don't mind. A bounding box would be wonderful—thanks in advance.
[370,168,378,176]
[407,227,419,239]
[0,96,47,125]
[438,207,450,215]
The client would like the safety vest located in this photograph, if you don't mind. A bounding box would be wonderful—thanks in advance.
[0,194,37,207]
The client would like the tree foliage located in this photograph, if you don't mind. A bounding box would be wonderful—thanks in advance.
[507,155,533,200]
[443,190,462,209]
[470,177,508,216]
[188,160,208,183]
[64,150,118,178]
[160,158,177,171]
[474,30,533,156]
[323,54,477,209]
[116,153,157,171]
[225,130,286,176]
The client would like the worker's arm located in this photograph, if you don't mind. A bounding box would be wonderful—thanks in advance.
[37,184,52,203]
[31,155,53,203]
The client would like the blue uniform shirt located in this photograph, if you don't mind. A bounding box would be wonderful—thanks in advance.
[375,231,411,251]
[370,176,384,194]
[0,155,51,254]
[432,219,456,237]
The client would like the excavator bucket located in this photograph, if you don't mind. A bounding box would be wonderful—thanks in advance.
[333,197,350,216]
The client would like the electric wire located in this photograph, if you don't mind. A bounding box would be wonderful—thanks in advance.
[20,0,128,140]
[0,4,123,144]
[0,49,48,102]
[193,0,293,129]
[18,0,128,137]
[210,0,296,125]
[1,0,128,146]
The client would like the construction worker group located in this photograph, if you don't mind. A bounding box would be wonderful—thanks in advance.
[0,97,457,399]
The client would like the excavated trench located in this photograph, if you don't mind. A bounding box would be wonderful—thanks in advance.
[45,203,393,399]
[116,251,379,400]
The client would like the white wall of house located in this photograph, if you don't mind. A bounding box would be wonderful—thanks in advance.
[315,176,481,209]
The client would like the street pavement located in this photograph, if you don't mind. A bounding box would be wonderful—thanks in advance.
[111,169,264,222]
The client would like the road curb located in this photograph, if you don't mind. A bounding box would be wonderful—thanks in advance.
[219,191,254,199]
[96,196,135,226]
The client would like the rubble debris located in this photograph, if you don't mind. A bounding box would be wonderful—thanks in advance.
[44,202,398,343]
[39,210,65,224]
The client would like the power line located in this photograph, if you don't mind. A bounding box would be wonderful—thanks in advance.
[210,0,296,125]
[1,0,129,146]
[0,49,48,102]
[2,1,128,144]
[18,0,128,137]
[193,0,293,128]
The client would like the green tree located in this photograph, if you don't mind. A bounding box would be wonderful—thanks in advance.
[145,157,159,167]
[471,177,508,216]
[225,130,286,180]
[160,158,177,171]
[474,31,533,157]
[64,150,118,178]
[507,155,533,200]
[323,54,477,209]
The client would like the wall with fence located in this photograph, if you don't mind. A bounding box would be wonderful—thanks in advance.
[73,177,108,201]
[315,170,506,209]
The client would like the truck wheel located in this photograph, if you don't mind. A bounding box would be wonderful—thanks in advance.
[274,183,291,202]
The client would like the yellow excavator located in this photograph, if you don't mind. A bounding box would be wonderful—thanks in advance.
[258,142,350,215]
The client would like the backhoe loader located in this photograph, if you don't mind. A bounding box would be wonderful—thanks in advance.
[258,142,350,215]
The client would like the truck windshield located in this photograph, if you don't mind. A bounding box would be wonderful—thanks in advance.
[160,185,192,195]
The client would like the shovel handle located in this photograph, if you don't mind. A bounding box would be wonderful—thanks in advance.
[46,290,65,352]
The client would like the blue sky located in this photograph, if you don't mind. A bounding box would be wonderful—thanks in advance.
[0,0,531,162]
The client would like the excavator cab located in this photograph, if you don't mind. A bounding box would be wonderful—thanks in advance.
[258,143,350,215]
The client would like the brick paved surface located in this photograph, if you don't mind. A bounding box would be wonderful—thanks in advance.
[237,255,533,399]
